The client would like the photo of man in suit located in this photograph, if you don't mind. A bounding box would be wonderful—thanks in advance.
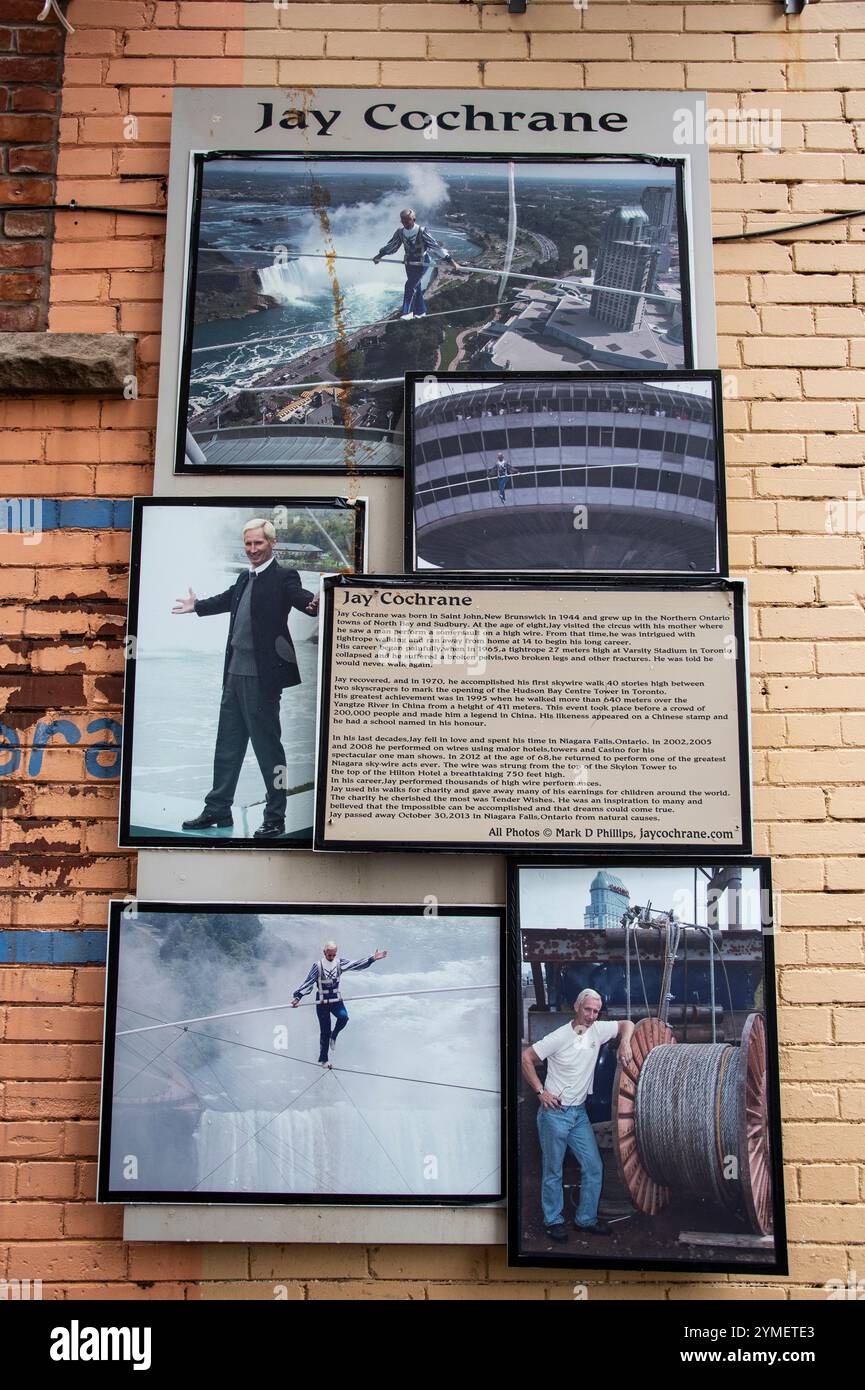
[172,518,319,840]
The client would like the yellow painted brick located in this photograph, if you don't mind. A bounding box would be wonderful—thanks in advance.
[787,1243,851,1284]
[814,308,865,338]
[771,747,865,783]
[272,4,385,30]
[381,59,485,83]
[759,306,815,334]
[368,1245,486,1281]
[789,62,864,92]
[715,304,761,334]
[753,786,825,820]
[529,34,629,61]
[634,33,732,61]
[735,32,837,61]
[751,642,814,675]
[743,153,845,183]
[713,181,790,211]
[239,31,324,57]
[429,33,531,59]
[840,1089,865,1120]
[276,59,380,83]
[751,274,854,306]
[686,63,786,91]
[797,1165,861,1203]
[784,714,843,746]
[584,62,684,88]
[757,535,862,567]
[751,712,786,746]
[803,370,865,400]
[812,934,862,967]
[763,606,865,639]
[781,969,865,1004]
[380,4,480,30]
[727,439,807,468]
[479,61,586,87]
[756,468,856,499]
[727,499,777,533]
[670,1286,786,1302]
[841,32,865,59]
[779,1006,831,1043]
[792,184,865,212]
[818,646,865,676]
[787,1205,865,1244]
[795,245,865,274]
[248,1245,368,1280]
[825,862,865,895]
[784,1037,865,1085]
[725,471,753,499]
[782,1085,838,1120]
[200,1282,303,1300]
[477,2,574,33]
[732,368,801,400]
[741,90,844,121]
[835,1012,865,1043]
[715,245,792,276]
[584,5,683,32]
[326,32,426,59]
[807,437,865,465]
[771,824,865,858]
[308,1280,427,1300]
[798,1,865,29]
[818,572,865,604]
[745,338,844,367]
[727,536,753,569]
[769,673,865,712]
[841,714,865,744]
[684,3,786,32]
[828,789,865,817]
[427,1281,545,1300]
[773,859,824,892]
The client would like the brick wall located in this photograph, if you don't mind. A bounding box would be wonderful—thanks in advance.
[0,0,863,1300]
[0,3,67,330]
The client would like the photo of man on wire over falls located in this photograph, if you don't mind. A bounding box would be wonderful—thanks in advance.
[98,905,503,1204]
[180,154,691,473]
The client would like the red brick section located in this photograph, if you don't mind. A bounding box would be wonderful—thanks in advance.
[0,0,863,1300]
[0,4,67,331]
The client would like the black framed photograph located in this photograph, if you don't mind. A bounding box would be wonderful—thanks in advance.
[97,901,504,1205]
[507,856,786,1274]
[404,370,726,576]
[119,497,366,849]
[314,575,751,855]
[176,152,694,475]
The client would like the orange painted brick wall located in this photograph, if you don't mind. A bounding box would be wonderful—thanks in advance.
[0,0,863,1300]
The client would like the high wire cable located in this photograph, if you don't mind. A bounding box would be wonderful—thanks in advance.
[116,983,498,1037]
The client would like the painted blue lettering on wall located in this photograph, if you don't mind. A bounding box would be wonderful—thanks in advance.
[84,718,122,779]
[0,718,121,778]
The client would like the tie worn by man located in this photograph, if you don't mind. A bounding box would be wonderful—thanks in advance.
[172,518,319,840]
[522,988,634,1243]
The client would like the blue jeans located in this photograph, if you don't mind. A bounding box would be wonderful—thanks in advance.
[402,265,428,316]
[536,1103,604,1228]
[316,1002,348,1062]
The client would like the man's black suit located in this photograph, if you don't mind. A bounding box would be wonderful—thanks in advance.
[194,560,316,826]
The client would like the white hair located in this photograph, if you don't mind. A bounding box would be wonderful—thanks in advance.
[323,940,338,951]
[242,517,276,541]
[574,988,602,1010]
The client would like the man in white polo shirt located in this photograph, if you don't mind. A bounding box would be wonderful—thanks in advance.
[522,988,634,1242]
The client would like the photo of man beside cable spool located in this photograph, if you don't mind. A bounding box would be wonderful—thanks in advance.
[507,858,787,1274]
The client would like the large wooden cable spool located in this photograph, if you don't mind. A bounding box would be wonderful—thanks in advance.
[612,1017,675,1218]
[612,1012,772,1235]
[737,1011,772,1236]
